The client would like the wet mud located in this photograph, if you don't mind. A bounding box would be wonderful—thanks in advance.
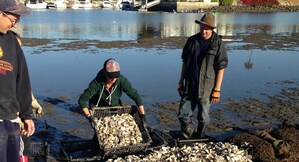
[31,80,299,161]
[22,33,299,54]
[228,123,299,162]
[151,82,299,162]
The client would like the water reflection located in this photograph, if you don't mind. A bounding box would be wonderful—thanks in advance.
[244,50,253,70]
[15,10,299,41]
[217,13,299,35]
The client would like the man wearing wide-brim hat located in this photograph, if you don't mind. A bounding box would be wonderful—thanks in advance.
[0,0,34,161]
[177,13,228,139]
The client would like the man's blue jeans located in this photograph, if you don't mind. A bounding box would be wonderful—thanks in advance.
[178,97,211,125]
[0,120,20,162]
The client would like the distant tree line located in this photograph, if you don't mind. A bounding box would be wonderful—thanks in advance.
[241,0,279,5]
[219,0,280,6]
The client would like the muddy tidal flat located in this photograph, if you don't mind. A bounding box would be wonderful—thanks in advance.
[22,33,299,53]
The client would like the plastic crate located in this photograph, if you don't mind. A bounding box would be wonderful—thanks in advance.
[91,106,152,158]
[60,140,102,161]
[29,142,49,159]
[158,130,177,147]
[145,128,168,151]
[161,130,215,147]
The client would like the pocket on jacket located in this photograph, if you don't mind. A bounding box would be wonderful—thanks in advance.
[206,48,217,56]
[203,77,215,98]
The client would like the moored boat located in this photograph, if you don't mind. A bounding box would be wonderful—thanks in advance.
[26,0,48,9]
[102,1,114,8]
[54,0,67,9]
[71,0,93,9]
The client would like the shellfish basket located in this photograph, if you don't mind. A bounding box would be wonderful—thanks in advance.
[60,139,102,161]
[91,105,152,158]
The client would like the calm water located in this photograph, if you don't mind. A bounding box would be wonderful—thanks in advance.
[14,10,299,140]
[18,10,299,101]
[16,10,299,40]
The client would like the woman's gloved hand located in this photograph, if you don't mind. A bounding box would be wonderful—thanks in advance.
[140,114,147,127]
[86,115,96,128]
[31,99,44,119]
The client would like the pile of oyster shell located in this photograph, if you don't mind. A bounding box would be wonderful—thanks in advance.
[95,113,143,149]
[107,142,252,162]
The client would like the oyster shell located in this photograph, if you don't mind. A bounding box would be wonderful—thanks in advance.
[107,142,253,162]
[95,113,143,149]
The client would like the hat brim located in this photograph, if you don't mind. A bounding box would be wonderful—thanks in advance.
[8,4,31,16]
[195,20,216,29]
[106,71,120,79]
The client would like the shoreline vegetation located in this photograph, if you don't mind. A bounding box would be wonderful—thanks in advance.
[201,0,299,13]
[204,5,299,13]
[164,0,299,13]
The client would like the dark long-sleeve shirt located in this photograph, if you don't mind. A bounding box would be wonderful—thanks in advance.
[0,31,32,120]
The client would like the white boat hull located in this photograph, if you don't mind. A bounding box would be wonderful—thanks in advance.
[72,4,93,9]
[72,1,93,9]
[102,1,114,8]
[26,2,47,9]
[55,0,67,9]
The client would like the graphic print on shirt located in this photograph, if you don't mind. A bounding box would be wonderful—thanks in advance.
[0,46,3,58]
[0,46,14,75]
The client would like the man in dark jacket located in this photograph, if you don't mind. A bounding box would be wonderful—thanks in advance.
[177,13,228,139]
[0,0,34,161]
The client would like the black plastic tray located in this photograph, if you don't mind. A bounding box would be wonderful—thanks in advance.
[60,140,102,161]
[161,130,215,147]
[29,142,49,160]
[91,106,152,158]
[145,128,168,151]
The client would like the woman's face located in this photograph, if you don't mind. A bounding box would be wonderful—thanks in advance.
[106,76,117,84]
